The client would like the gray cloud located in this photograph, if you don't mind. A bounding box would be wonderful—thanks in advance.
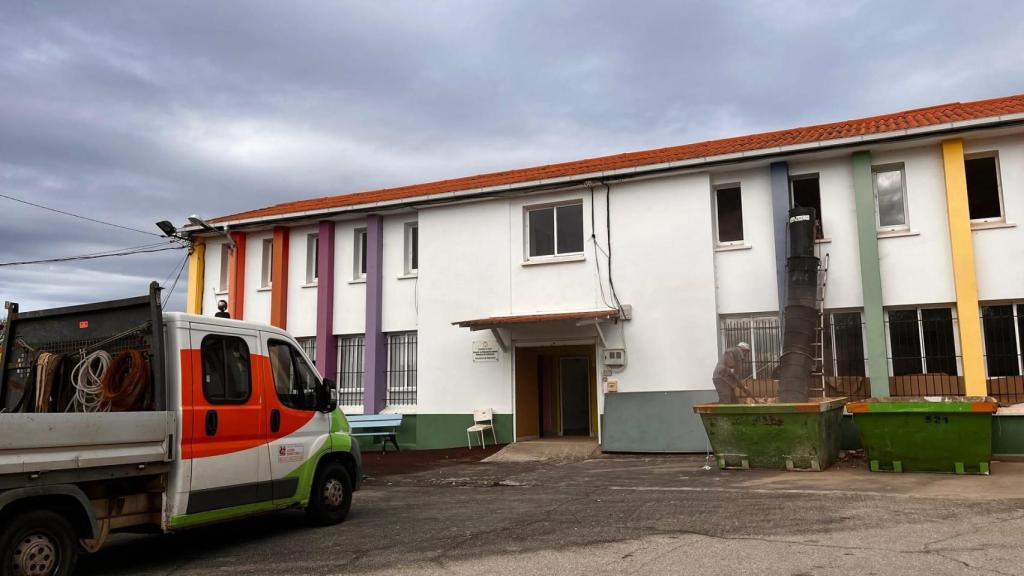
[2,0,1023,313]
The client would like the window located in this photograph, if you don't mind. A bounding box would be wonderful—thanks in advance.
[714,185,744,244]
[305,234,319,285]
[887,308,959,376]
[965,153,1003,222]
[354,228,367,280]
[527,202,584,258]
[790,174,823,239]
[982,304,1023,377]
[260,238,273,289]
[296,336,316,365]
[385,331,417,405]
[336,335,365,406]
[827,312,866,377]
[268,340,320,411]
[200,335,251,404]
[873,164,908,230]
[720,315,781,380]
[404,222,418,274]
[218,244,230,292]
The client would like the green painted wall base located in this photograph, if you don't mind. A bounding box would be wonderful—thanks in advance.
[352,413,513,451]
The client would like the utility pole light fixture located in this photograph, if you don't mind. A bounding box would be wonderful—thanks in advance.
[187,214,237,251]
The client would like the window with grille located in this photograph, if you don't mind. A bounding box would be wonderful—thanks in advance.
[982,304,1024,377]
[296,336,316,366]
[886,308,960,376]
[826,312,866,377]
[336,335,365,406]
[720,315,781,380]
[386,331,417,406]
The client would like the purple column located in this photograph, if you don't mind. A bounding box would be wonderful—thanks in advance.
[315,220,337,381]
[363,215,386,414]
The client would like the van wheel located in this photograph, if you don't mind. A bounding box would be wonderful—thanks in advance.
[306,462,353,526]
[0,510,79,576]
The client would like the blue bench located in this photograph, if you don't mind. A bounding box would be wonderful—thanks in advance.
[347,413,403,452]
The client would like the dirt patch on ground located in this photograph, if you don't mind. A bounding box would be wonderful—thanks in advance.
[361,444,507,478]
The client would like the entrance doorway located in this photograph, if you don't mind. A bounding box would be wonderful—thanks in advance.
[514,345,597,439]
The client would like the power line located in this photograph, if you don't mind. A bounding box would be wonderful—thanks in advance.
[0,193,165,238]
[0,244,185,267]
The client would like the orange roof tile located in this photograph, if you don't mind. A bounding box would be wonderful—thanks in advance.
[213,94,1024,224]
[454,309,620,329]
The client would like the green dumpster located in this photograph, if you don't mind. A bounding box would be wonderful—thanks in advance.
[693,398,847,471]
[848,397,998,475]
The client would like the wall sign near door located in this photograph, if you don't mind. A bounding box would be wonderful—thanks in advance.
[472,341,500,362]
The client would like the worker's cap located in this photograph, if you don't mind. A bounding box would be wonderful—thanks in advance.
[737,342,751,351]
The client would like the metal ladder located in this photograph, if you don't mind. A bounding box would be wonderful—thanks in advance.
[809,252,830,398]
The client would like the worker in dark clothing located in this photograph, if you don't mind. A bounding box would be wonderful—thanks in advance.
[214,299,231,319]
[712,342,750,404]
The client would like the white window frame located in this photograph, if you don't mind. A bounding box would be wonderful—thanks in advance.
[719,313,780,380]
[872,163,910,232]
[353,228,367,281]
[713,183,745,246]
[217,244,230,293]
[260,238,273,289]
[789,173,824,238]
[305,233,319,285]
[883,306,962,377]
[404,222,418,275]
[524,200,585,261]
[965,151,1005,225]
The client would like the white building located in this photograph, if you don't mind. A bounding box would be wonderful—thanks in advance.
[185,94,1024,452]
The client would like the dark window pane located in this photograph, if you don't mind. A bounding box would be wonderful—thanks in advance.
[411,226,418,270]
[529,207,555,257]
[716,187,744,242]
[965,156,1002,220]
[359,231,367,275]
[555,204,584,254]
[832,313,865,377]
[791,176,823,239]
[983,305,1020,377]
[889,310,922,376]
[921,308,957,375]
[269,340,319,411]
[201,335,251,404]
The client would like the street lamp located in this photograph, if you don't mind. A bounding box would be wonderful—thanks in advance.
[186,215,237,251]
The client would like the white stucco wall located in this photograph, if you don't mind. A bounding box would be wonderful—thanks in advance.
[382,214,418,333]
[286,225,318,337]
[332,219,366,335]
[242,230,271,325]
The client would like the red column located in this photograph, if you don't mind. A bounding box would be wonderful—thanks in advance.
[227,231,247,320]
[270,226,289,329]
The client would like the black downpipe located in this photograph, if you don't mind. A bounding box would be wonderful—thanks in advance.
[778,207,819,403]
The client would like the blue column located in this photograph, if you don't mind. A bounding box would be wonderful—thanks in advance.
[770,161,790,319]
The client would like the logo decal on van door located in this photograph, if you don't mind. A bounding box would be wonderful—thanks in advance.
[277,444,305,463]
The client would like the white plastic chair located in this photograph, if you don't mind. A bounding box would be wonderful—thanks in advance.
[467,408,497,448]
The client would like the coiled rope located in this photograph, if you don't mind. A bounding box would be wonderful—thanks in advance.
[101,350,150,411]
[68,350,112,413]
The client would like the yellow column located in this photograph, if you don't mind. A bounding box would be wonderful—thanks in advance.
[941,139,986,396]
[185,237,206,315]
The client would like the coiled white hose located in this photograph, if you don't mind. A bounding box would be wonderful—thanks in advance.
[67,350,111,412]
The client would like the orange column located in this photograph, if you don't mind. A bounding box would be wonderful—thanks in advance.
[227,231,247,320]
[270,226,289,329]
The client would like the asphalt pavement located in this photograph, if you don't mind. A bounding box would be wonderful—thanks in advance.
[79,454,1024,576]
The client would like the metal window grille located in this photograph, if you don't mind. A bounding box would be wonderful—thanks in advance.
[720,312,871,401]
[885,308,964,397]
[385,331,417,406]
[296,336,316,365]
[336,335,365,406]
[982,303,1024,405]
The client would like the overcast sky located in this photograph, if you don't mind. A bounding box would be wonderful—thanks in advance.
[1,1,1023,315]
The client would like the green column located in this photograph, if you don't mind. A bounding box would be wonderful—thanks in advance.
[852,151,890,398]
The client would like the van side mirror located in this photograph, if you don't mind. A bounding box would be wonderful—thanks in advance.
[317,378,338,413]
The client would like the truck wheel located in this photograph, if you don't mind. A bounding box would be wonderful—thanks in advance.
[306,462,353,526]
[0,510,79,576]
